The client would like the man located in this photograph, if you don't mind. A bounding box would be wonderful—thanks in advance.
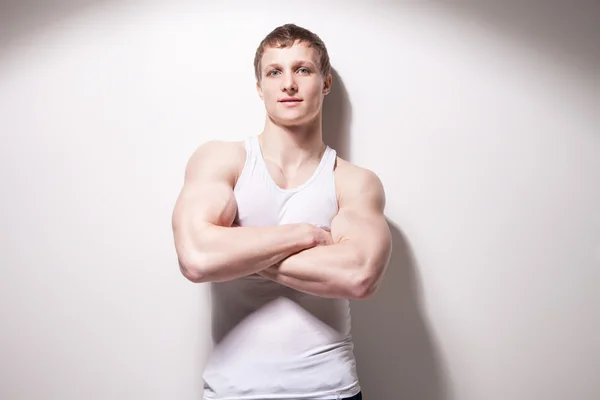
[172,23,392,400]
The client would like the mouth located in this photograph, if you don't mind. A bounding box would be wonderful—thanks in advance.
[279,100,303,108]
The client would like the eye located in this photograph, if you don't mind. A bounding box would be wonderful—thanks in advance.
[267,70,281,77]
[298,67,310,74]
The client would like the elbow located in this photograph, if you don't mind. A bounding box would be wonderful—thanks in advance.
[347,265,380,300]
[347,253,388,300]
[348,274,378,300]
[177,251,211,283]
[179,260,205,283]
[340,254,374,300]
[348,245,391,300]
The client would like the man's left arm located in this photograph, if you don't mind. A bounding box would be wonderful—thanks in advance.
[258,167,392,299]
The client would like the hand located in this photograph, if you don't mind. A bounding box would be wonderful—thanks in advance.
[260,224,333,281]
[310,225,333,247]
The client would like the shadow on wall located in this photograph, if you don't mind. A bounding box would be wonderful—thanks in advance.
[2,2,598,82]
[322,67,450,400]
[352,224,450,400]
[322,68,352,160]
[444,1,600,77]
[0,0,105,54]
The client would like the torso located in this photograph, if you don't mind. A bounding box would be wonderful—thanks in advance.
[201,136,361,400]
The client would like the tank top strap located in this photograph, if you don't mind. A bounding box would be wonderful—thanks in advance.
[323,145,337,172]
[244,136,256,159]
[234,136,259,192]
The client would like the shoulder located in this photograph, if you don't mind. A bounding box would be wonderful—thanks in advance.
[185,139,246,184]
[334,157,386,210]
[189,139,246,163]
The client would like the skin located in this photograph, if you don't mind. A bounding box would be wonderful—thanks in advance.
[171,40,392,299]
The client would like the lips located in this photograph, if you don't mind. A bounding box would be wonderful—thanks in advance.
[279,98,302,102]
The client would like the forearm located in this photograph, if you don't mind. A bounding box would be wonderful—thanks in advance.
[178,223,314,283]
[259,242,368,299]
[259,167,392,300]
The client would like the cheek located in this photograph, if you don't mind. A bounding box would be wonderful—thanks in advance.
[309,81,324,96]
[307,84,324,105]
[263,87,279,102]
[258,81,272,96]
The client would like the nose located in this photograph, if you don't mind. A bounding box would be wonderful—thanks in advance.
[281,73,297,92]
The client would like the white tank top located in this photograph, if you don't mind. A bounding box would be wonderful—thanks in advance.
[202,136,361,400]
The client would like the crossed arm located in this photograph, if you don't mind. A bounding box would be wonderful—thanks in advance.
[172,141,392,299]
[257,168,392,299]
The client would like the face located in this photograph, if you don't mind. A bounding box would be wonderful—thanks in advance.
[256,41,332,127]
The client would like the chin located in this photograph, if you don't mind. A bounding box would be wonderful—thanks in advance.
[278,119,307,128]
[271,113,307,126]
[274,110,320,126]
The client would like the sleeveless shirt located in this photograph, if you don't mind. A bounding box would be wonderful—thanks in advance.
[202,136,360,400]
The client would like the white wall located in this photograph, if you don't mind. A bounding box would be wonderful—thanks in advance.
[1,1,598,399]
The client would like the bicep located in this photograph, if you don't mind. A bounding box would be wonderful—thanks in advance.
[330,169,391,262]
[172,142,239,248]
[331,208,390,251]
[173,180,237,233]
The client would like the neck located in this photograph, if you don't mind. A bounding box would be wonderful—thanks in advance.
[259,114,325,168]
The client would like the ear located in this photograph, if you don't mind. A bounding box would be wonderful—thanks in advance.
[323,73,333,95]
[256,80,264,100]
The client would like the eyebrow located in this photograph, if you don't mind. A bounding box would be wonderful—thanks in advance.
[263,60,316,70]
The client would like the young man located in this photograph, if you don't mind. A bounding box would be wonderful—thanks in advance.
[172,24,392,400]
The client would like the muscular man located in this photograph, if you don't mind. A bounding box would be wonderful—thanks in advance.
[172,23,392,400]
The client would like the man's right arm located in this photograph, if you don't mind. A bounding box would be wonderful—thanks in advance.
[171,140,328,283]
